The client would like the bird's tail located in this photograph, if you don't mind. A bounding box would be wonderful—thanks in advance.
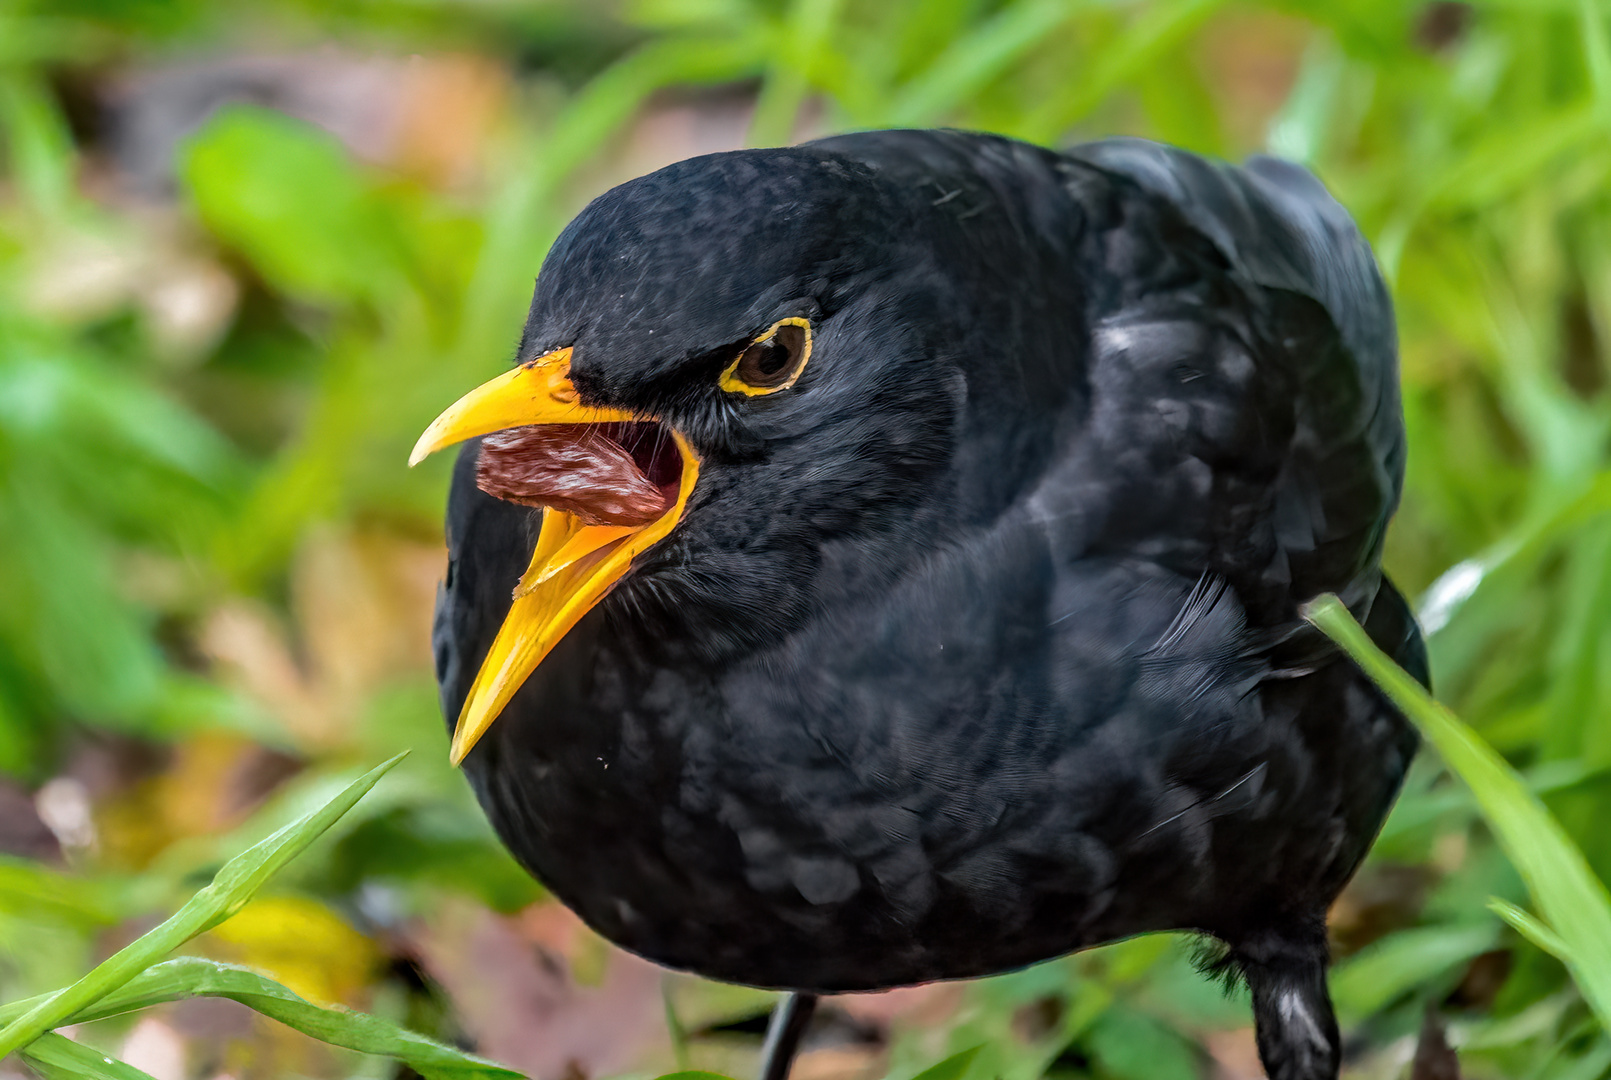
[1225,928,1340,1080]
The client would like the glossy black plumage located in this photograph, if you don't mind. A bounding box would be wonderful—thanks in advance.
[431,131,1424,1080]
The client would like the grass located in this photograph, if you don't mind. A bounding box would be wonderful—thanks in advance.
[1307,595,1611,1035]
[0,756,522,1078]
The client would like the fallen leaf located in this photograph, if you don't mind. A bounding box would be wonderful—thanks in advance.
[410,898,670,1080]
[206,895,381,1007]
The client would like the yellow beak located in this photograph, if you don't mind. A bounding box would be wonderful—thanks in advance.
[410,349,700,765]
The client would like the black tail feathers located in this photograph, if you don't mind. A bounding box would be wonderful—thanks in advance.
[1211,929,1340,1080]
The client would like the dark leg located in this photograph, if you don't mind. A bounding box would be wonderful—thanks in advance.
[758,992,819,1080]
[1236,926,1340,1080]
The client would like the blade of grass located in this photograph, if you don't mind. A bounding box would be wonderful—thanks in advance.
[883,0,1081,128]
[748,0,843,146]
[1,958,520,1080]
[0,860,131,928]
[18,1032,157,1080]
[1330,922,1500,1022]
[908,1045,984,1080]
[662,983,692,1072]
[0,754,405,1059]
[1490,898,1571,958]
[540,35,763,189]
[1429,101,1601,212]
[1265,37,1346,166]
[1581,0,1611,122]
[1019,0,1226,143]
[1303,594,1611,1030]
[0,70,75,220]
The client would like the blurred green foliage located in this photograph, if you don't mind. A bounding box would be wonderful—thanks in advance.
[0,758,535,1080]
[2,0,1611,1077]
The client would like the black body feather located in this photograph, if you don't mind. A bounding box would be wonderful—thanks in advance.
[431,131,1423,1080]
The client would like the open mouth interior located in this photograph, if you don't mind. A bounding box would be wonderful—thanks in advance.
[476,420,685,526]
[408,356,703,764]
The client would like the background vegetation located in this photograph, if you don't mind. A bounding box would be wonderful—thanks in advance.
[2,0,1610,1077]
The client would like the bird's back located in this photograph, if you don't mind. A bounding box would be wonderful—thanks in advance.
[809,130,1405,621]
[1068,139,1404,608]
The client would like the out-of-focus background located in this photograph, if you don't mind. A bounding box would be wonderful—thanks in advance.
[1,1,1609,1078]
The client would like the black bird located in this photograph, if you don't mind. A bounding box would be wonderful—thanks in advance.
[411,131,1425,1080]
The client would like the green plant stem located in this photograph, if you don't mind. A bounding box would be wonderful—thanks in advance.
[0,755,404,1060]
[19,1031,159,1080]
[2,959,520,1080]
[1303,594,1611,1031]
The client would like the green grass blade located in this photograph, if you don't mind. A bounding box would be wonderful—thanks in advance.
[1581,0,1611,121]
[1490,898,1571,959]
[748,0,843,146]
[1429,102,1601,212]
[18,1033,157,1080]
[540,35,763,187]
[44,958,517,1080]
[885,0,1078,128]
[0,754,405,1058]
[0,958,521,1079]
[1378,758,1611,842]
[1303,594,1611,1031]
[1330,923,1499,1022]
[1019,0,1226,142]
[908,1045,984,1080]
[1265,37,1346,165]
[0,70,76,219]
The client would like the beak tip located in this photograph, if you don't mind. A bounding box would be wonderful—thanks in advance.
[408,433,437,467]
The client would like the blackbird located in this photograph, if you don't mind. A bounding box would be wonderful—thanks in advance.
[412,130,1425,1080]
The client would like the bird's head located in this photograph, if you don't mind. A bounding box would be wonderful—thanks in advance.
[411,146,968,765]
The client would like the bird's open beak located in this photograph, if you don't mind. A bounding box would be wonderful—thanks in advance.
[410,349,699,765]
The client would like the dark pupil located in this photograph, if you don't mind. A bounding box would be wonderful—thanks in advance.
[737,324,806,388]
[753,339,789,376]
[740,326,802,386]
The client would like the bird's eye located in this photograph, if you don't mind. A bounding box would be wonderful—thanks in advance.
[720,318,812,396]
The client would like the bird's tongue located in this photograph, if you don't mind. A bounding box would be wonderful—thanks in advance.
[475,422,675,526]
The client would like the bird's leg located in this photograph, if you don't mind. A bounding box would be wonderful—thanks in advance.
[757,992,819,1080]
[1236,928,1340,1080]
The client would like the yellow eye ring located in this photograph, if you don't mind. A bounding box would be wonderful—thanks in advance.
[719,317,813,396]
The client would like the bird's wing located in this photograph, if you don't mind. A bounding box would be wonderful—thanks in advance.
[1065,139,1404,612]
[1065,140,1395,375]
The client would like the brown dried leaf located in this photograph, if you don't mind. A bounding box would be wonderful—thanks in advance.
[410,899,670,1080]
[203,528,443,749]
